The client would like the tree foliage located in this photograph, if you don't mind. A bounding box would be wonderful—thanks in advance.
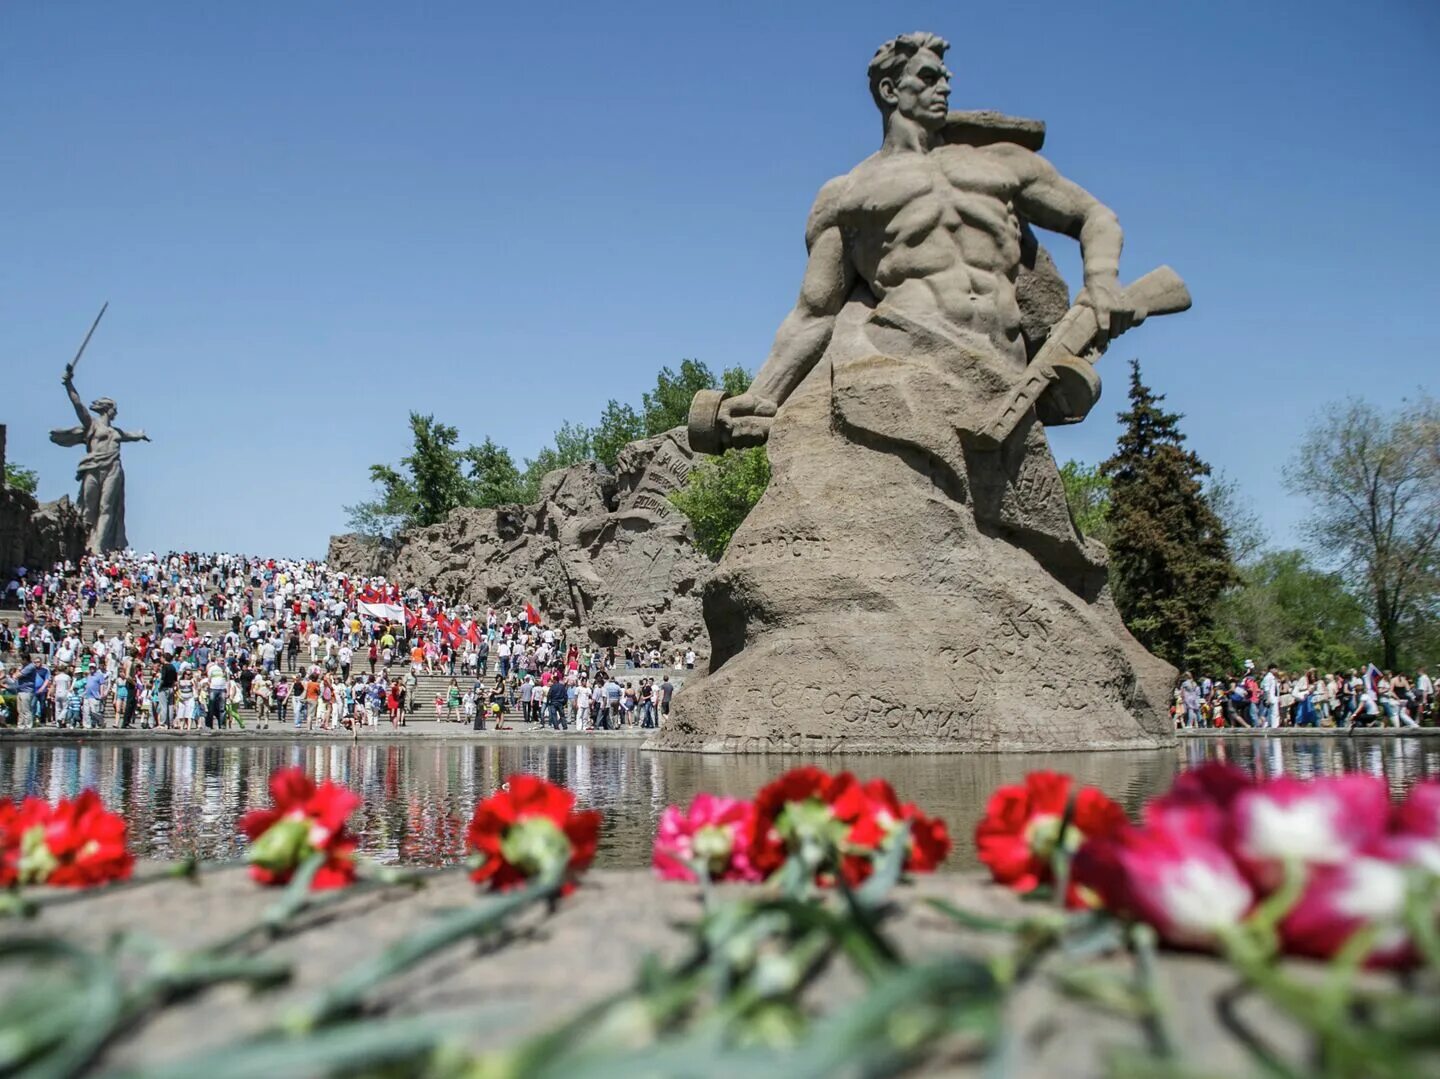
[669,447,771,560]
[643,359,717,437]
[348,362,766,542]
[1283,395,1440,669]
[592,402,643,469]
[1058,460,1111,544]
[4,463,38,497]
[1215,549,1369,673]
[1101,360,1239,667]
[463,437,528,508]
[404,414,470,527]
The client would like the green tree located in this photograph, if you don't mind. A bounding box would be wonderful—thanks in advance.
[1216,549,1369,672]
[643,359,717,436]
[1284,396,1440,670]
[720,365,752,397]
[463,437,528,507]
[1205,470,1267,567]
[1058,460,1111,544]
[549,421,595,468]
[345,413,469,538]
[1101,360,1239,667]
[592,401,643,468]
[404,413,470,527]
[4,463,38,496]
[344,463,419,542]
[669,447,771,559]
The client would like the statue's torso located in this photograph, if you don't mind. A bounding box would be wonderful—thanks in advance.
[86,418,121,457]
[837,144,1027,363]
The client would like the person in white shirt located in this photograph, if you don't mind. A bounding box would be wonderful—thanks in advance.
[1260,665,1280,728]
[1418,667,1433,724]
[574,681,591,730]
[51,668,73,727]
[206,660,228,729]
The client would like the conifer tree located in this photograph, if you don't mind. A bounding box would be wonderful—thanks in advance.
[1101,360,1238,667]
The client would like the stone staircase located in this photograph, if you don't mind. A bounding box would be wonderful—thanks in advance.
[20,606,693,728]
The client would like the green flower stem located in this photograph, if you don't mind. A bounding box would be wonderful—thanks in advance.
[0,857,230,919]
[686,855,718,915]
[106,1013,475,1079]
[1403,874,1440,973]
[1128,923,1176,1059]
[1218,926,1386,1077]
[1049,790,1080,908]
[0,936,123,1079]
[282,866,564,1033]
[923,897,1024,935]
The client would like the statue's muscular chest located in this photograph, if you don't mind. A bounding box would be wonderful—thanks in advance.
[840,147,1020,258]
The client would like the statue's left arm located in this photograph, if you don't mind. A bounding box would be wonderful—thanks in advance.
[117,428,150,443]
[998,144,1135,338]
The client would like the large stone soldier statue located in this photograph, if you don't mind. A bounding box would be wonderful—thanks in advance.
[658,32,1190,753]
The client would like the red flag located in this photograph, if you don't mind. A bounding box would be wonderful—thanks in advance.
[466,620,481,645]
[436,613,451,639]
[404,605,419,631]
[524,602,541,625]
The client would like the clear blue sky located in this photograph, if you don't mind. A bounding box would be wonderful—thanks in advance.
[4,0,1436,558]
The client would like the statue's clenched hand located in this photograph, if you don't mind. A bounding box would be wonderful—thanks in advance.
[1077,278,1145,341]
[720,393,778,448]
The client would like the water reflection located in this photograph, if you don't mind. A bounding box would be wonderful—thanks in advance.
[0,737,1434,870]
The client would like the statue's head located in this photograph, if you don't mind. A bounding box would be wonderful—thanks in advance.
[868,32,951,132]
[90,397,117,419]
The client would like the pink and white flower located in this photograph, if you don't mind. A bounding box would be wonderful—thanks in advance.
[653,794,760,883]
[1230,776,1390,890]
[1392,780,1440,842]
[1072,823,1255,949]
[1280,838,1418,968]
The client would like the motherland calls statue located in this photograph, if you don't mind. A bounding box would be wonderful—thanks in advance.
[48,309,148,554]
[657,32,1191,753]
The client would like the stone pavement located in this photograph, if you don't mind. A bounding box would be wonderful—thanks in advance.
[0,867,1312,1076]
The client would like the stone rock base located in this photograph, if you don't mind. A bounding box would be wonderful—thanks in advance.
[657,304,1174,754]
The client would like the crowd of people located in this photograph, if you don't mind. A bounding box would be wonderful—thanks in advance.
[6,553,1433,739]
[0,552,699,734]
[1174,661,1434,730]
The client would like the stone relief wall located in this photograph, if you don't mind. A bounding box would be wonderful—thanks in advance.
[328,428,712,652]
[0,425,86,574]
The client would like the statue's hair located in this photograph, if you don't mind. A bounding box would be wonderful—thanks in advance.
[867,32,949,111]
[91,397,116,416]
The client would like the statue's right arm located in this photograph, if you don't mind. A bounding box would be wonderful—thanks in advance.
[723,180,854,440]
[63,377,90,428]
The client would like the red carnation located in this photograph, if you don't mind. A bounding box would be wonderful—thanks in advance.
[974,771,1127,903]
[466,775,601,893]
[750,768,951,886]
[0,791,134,888]
[239,768,361,890]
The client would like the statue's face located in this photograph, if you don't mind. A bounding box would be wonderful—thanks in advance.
[884,48,951,130]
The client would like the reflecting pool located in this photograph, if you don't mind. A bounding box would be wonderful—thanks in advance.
[0,735,1434,869]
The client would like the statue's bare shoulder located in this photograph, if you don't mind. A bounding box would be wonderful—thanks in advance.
[804,173,856,249]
